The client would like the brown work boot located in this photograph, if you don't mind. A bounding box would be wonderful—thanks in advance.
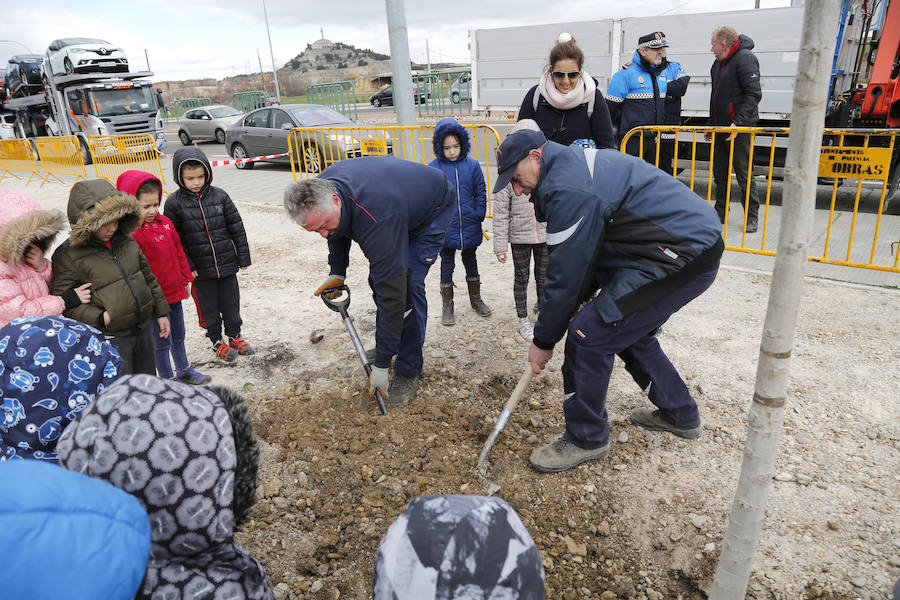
[529,436,609,473]
[629,408,701,439]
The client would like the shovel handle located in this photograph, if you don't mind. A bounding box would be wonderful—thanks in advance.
[321,284,350,312]
[503,366,533,416]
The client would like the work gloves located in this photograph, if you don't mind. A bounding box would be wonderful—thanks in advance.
[368,365,389,400]
[313,274,345,300]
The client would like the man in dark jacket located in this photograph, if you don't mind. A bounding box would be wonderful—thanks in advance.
[707,26,763,232]
[283,157,455,407]
[51,179,170,375]
[606,31,690,174]
[492,129,723,473]
[164,147,253,362]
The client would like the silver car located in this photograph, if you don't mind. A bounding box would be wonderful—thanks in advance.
[224,103,392,172]
[0,112,16,140]
[46,38,128,75]
[178,105,243,145]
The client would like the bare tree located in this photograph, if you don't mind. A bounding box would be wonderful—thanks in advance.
[710,2,842,597]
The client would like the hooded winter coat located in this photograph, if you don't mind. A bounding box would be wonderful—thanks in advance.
[58,374,275,600]
[428,119,486,250]
[0,190,73,327]
[163,147,251,281]
[709,34,762,127]
[50,179,169,337]
[0,315,122,462]
[491,185,546,251]
[117,170,193,303]
[0,460,151,600]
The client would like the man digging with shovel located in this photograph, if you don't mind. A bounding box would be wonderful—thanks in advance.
[493,129,724,472]
[284,157,455,407]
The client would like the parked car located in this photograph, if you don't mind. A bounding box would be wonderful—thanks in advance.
[177,105,243,145]
[46,38,128,75]
[448,72,472,104]
[224,103,392,172]
[0,112,16,140]
[369,83,428,107]
[5,55,44,98]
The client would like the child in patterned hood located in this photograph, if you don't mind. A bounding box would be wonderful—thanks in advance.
[0,315,122,462]
[57,374,274,600]
[374,494,546,599]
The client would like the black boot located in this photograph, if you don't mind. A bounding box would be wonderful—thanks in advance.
[440,283,455,326]
[466,276,492,317]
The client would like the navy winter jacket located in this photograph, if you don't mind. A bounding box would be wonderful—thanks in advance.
[710,35,762,126]
[163,147,251,280]
[607,52,690,137]
[428,119,486,250]
[322,157,454,367]
[517,85,616,149]
[530,143,724,349]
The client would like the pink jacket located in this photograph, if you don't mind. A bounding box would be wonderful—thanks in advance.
[0,190,68,327]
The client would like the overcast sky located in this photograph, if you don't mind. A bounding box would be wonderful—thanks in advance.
[1,0,794,82]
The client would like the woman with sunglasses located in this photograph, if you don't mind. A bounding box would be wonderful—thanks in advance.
[517,33,616,150]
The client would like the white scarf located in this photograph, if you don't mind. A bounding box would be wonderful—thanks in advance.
[537,66,597,110]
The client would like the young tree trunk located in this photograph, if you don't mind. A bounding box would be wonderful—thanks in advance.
[710,2,842,597]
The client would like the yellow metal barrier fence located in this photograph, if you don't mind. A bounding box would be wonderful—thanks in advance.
[0,138,45,185]
[34,136,87,186]
[88,134,166,188]
[621,125,900,273]
[287,124,502,215]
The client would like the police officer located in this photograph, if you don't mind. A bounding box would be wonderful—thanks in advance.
[606,31,689,174]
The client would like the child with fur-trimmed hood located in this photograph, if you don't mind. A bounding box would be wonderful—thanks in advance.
[58,374,275,600]
[50,179,170,375]
[0,190,91,327]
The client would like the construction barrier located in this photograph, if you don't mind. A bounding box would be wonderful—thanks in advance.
[34,136,87,186]
[0,138,44,185]
[286,124,502,214]
[308,81,358,121]
[88,134,166,188]
[621,125,900,273]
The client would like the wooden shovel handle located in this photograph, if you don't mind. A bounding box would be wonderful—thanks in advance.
[503,366,533,414]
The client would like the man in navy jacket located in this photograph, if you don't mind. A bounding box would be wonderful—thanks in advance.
[492,129,723,472]
[284,157,454,406]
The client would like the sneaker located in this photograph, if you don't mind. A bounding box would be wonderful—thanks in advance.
[213,340,238,363]
[745,220,759,233]
[177,366,212,386]
[629,408,701,439]
[529,436,609,473]
[388,373,419,407]
[229,336,255,355]
[517,317,534,342]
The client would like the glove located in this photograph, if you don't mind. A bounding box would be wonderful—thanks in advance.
[313,274,345,299]
[368,365,389,400]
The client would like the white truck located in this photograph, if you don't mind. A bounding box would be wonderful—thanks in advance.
[468,6,805,122]
[1,67,166,164]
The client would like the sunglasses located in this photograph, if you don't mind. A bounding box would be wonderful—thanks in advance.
[551,70,580,80]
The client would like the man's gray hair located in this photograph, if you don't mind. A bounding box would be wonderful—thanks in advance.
[283,179,337,225]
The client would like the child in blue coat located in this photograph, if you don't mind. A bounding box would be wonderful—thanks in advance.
[429,118,491,325]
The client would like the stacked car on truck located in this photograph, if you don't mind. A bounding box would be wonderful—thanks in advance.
[0,37,165,163]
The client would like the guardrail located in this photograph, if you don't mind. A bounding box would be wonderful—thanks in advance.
[0,138,45,185]
[34,136,87,186]
[621,125,899,273]
[286,124,502,215]
[87,134,166,188]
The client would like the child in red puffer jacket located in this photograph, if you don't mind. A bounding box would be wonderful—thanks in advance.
[116,171,211,385]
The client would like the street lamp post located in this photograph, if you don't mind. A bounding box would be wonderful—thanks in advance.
[261,0,281,102]
[0,39,34,54]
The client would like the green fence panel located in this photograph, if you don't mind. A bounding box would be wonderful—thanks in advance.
[308,81,358,120]
[232,91,268,113]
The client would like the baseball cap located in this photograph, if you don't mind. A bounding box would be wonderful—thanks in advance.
[493,129,546,194]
